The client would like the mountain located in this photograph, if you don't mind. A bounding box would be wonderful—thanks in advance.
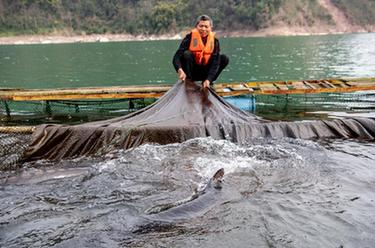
[0,0,374,36]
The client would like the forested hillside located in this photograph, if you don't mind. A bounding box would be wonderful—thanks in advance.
[0,0,374,36]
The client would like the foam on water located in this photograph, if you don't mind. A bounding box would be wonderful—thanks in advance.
[1,137,374,247]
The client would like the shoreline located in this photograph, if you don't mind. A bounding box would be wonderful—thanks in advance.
[0,28,373,45]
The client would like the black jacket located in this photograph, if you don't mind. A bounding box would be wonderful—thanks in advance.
[172,33,221,83]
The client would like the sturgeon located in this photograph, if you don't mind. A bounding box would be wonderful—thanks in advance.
[144,168,225,222]
[0,167,91,185]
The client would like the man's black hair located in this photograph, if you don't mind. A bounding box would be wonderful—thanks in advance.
[195,15,213,28]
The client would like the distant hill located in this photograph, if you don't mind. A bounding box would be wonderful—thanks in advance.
[1,0,374,36]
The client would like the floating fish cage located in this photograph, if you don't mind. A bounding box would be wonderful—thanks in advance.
[0,98,157,125]
[224,95,256,111]
[1,91,375,125]
[1,78,375,124]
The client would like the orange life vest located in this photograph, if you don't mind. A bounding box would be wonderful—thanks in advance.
[189,28,215,65]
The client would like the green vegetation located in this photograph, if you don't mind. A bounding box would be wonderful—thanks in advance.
[331,0,375,26]
[0,0,373,36]
[0,0,284,35]
[275,0,334,27]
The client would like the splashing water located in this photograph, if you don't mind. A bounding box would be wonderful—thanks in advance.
[0,137,374,247]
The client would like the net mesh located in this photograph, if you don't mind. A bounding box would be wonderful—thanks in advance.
[2,89,374,125]
[0,132,32,170]
[18,80,374,162]
[1,98,156,126]
[255,91,375,120]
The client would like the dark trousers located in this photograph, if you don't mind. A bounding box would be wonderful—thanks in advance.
[181,50,229,83]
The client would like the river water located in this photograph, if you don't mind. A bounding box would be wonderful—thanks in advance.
[1,33,375,88]
[1,138,375,247]
[1,33,375,247]
[1,33,375,124]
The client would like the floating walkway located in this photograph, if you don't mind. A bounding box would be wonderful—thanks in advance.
[217,77,375,95]
[1,77,375,117]
[1,78,375,102]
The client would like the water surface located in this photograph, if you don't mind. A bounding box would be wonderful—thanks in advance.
[1,33,375,88]
[1,34,375,247]
[1,138,374,247]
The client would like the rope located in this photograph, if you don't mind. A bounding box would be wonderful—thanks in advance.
[0,126,36,134]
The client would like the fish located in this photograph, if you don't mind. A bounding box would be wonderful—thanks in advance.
[0,167,91,185]
[143,168,225,222]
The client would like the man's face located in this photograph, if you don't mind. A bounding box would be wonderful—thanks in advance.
[196,20,212,38]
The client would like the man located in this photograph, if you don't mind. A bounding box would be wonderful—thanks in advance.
[172,15,229,88]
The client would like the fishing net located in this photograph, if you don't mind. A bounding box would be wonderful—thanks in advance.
[1,97,156,126]
[0,130,32,170]
[20,80,375,161]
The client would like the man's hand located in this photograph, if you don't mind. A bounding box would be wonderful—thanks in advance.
[177,68,186,81]
[202,80,210,88]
